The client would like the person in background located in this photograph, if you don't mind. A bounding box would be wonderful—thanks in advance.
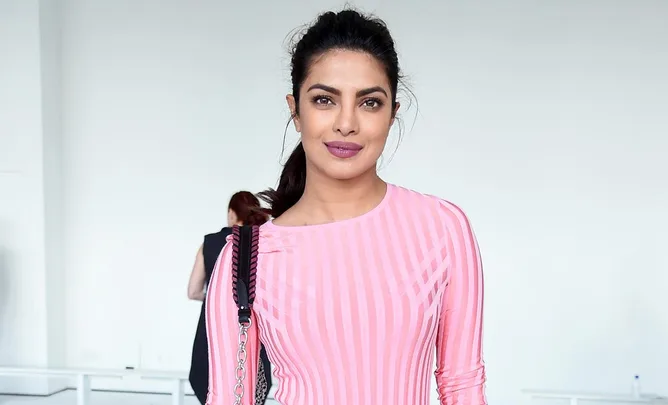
[187,191,272,404]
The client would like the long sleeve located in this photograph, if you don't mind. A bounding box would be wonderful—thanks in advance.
[435,202,487,405]
[205,240,261,405]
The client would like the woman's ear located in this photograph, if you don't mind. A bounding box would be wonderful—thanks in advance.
[286,94,301,132]
[390,101,401,126]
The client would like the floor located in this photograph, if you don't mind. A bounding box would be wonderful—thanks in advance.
[0,391,279,405]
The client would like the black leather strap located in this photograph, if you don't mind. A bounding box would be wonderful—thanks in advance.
[231,225,259,324]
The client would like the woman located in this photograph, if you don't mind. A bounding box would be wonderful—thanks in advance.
[187,191,272,404]
[206,9,487,405]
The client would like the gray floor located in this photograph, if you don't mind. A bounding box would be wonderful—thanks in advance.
[0,390,279,405]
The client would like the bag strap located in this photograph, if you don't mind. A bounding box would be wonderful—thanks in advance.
[230,224,261,405]
[231,225,259,323]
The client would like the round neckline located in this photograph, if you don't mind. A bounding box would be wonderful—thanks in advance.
[265,183,394,231]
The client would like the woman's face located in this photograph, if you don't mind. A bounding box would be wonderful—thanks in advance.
[227,208,238,227]
[287,49,400,181]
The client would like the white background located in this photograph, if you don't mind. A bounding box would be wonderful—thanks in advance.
[1,0,667,404]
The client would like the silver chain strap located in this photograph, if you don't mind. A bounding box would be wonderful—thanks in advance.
[233,317,270,405]
[233,319,251,405]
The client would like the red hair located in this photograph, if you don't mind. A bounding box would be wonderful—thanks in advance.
[228,191,270,226]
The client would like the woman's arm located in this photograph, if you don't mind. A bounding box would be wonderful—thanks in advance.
[205,241,261,405]
[187,244,207,301]
[435,202,487,405]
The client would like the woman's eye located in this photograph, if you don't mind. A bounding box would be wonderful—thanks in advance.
[314,96,332,105]
[363,99,381,109]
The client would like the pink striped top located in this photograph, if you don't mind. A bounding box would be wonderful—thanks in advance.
[205,184,487,405]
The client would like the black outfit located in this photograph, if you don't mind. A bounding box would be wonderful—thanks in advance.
[189,227,273,404]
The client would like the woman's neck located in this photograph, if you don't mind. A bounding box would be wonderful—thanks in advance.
[295,168,387,225]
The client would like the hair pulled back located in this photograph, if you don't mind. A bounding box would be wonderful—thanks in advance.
[228,191,269,226]
[258,9,403,218]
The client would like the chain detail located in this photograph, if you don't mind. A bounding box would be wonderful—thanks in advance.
[233,320,251,405]
[233,318,269,405]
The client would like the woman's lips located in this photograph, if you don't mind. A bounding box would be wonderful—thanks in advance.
[324,141,363,159]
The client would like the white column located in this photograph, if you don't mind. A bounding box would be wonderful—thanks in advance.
[171,379,185,405]
[0,0,49,394]
[39,0,67,393]
[76,374,91,405]
[0,0,65,395]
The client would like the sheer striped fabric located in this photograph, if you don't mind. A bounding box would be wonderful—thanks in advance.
[206,184,487,405]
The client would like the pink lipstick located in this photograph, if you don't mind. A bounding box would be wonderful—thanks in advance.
[324,141,363,159]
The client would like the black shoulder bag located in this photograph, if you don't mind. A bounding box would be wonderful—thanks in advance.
[230,225,269,405]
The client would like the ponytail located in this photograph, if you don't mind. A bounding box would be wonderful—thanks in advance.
[228,190,270,226]
[244,210,270,226]
[258,142,307,218]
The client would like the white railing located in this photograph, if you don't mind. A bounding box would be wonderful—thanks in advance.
[0,367,189,405]
[522,388,668,405]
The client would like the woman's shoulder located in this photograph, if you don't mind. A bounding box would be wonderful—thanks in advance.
[205,226,233,238]
[389,184,474,225]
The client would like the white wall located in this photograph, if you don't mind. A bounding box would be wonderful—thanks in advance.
[0,0,66,395]
[1,0,667,403]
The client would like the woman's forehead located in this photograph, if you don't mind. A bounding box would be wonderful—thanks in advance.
[304,49,391,92]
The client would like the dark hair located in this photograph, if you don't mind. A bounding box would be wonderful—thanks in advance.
[258,9,404,218]
[228,191,269,226]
